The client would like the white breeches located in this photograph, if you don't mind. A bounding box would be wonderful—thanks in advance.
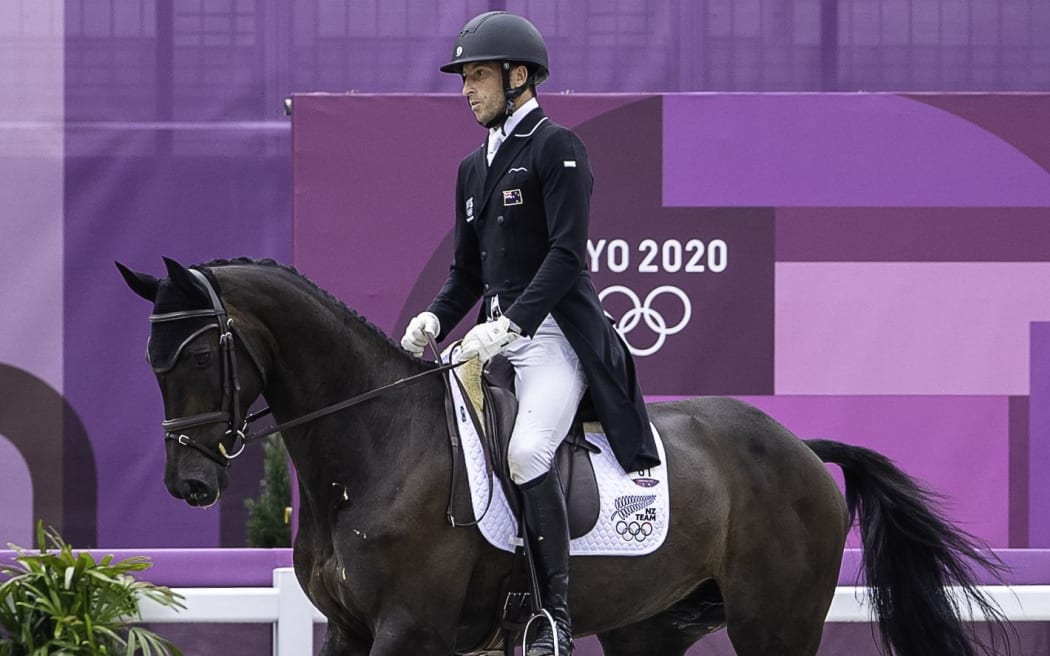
[502,315,587,484]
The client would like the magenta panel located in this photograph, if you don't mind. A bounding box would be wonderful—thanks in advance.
[662,94,1050,207]
[775,262,1050,396]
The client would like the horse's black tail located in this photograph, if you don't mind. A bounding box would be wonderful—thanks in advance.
[805,438,1015,656]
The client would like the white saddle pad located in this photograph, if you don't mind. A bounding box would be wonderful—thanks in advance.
[446,362,670,556]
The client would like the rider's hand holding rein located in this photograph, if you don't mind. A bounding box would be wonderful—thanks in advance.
[456,316,521,364]
[401,311,440,356]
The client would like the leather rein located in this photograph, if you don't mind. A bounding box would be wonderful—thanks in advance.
[155,268,463,467]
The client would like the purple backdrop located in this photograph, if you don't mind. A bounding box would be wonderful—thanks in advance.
[2,2,1050,653]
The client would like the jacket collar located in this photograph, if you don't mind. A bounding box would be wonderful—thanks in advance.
[491,97,540,143]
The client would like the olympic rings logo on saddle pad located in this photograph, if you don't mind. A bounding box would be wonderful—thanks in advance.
[599,285,692,357]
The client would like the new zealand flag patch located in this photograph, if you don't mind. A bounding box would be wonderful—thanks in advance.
[502,189,523,206]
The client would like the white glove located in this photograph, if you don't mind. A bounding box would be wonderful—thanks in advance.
[400,311,440,356]
[456,316,521,364]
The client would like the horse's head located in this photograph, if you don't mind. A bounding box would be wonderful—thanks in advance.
[116,257,268,508]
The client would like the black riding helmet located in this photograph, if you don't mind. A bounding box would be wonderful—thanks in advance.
[441,12,549,127]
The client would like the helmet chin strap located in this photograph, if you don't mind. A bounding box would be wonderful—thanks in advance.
[484,61,534,130]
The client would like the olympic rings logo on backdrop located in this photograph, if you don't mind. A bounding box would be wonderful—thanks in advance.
[599,285,692,357]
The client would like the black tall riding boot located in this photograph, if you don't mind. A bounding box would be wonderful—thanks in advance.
[519,469,574,656]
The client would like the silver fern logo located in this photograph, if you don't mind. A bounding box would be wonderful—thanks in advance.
[611,494,658,542]
[610,494,656,520]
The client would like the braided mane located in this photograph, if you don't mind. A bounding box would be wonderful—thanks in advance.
[197,257,411,356]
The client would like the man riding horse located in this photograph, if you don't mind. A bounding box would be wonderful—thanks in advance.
[400,11,661,656]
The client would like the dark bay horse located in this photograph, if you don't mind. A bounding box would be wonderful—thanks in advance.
[117,257,1012,656]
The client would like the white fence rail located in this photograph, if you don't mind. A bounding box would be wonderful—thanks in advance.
[136,568,1050,655]
[137,568,324,655]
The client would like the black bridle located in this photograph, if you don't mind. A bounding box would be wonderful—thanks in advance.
[154,268,463,467]
[151,268,265,467]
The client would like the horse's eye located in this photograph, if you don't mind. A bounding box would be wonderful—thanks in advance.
[193,351,213,368]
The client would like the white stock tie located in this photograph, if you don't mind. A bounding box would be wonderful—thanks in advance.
[486,129,505,166]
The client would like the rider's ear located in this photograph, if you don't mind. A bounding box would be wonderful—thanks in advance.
[115,261,159,302]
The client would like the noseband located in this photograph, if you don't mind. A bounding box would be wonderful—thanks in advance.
[152,267,465,468]
[151,268,265,467]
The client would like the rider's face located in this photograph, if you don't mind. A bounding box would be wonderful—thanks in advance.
[461,61,505,126]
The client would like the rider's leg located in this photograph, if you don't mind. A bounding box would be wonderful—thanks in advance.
[504,315,585,656]
[519,468,574,656]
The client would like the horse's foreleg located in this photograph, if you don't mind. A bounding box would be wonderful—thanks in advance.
[314,598,457,655]
[367,634,455,656]
[363,579,472,655]
[318,621,372,656]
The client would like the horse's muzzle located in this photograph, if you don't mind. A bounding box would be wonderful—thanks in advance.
[166,441,229,507]
[172,477,222,507]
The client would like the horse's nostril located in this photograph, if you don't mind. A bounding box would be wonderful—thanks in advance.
[178,478,212,503]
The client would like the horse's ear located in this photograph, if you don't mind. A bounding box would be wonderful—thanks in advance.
[115,261,159,302]
[162,256,204,297]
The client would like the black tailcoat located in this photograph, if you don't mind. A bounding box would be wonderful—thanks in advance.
[428,107,660,473]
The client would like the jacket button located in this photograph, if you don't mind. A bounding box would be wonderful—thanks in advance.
[481,251,487,259]
[496,216,505,224]
[504,279,511,285]
[484,283,490,291]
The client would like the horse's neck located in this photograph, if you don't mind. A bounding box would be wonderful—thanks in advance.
[223,269,417,412]
[274,324,448,537]
[270,314,417,405]
[230,276,446,502]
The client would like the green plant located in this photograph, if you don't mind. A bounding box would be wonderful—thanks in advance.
[245,434,292,548]
[0,522,184,656]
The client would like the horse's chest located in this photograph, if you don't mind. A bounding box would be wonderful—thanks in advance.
[309,546,393,619]
[323,523,414,590]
